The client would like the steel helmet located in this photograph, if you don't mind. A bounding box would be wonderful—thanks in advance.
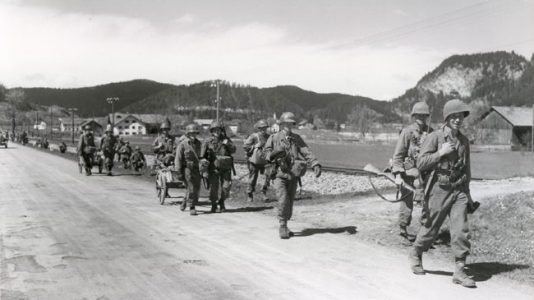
[279,112,296,124]
[255,119,269,129]
[411,102,430,116]
[443,99,470,120]
[160,121,171,130]
[209,120,224,131]
[185,123,200,134]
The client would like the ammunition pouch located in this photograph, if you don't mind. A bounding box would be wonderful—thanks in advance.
[436,169,467,189]
[249,147,267,166]
[290,160,308,178]
[214,155,233,171]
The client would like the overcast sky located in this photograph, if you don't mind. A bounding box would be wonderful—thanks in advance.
[1,0,533,99]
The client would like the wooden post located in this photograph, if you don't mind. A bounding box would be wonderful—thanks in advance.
[531,104,534,152]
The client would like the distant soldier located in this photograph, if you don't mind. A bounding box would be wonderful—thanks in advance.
[59,141,67,153]
[100,125,118,176]
[391,101,433,244]
[243,119,271,202]
[409,99,477,288]
[118,141,132,169]
[175,123,202,215]
[200,121,236,213]
[130,146,146,172]
[264,112,322,239]
[153,121,176,167]
[77,125,96,176]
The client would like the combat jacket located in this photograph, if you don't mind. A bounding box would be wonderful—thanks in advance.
[243,131,270,157]
[100,135,118,153]
[77,133,96,155]
[264,130,319,179]
[392,123,432,175]
[153,135,175,155]
[118,144,132,156]
[417,126,471,193]
[131,151,146,163]
[175,136,202,172]
[200,136,236,165]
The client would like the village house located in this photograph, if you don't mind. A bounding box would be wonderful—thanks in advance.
[477,106,534,148]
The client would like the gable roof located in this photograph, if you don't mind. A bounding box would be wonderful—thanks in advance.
[491,106,533,127]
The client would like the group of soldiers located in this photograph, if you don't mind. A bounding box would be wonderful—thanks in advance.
[77,124,146,176]
[391,99,478,288]
[76,99,476,288]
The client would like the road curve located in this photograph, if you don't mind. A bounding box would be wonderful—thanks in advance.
[1,144,533,300]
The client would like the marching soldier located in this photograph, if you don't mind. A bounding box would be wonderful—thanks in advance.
[409,99,476,288]
[100,125,118,176]
[77,125,96,176]
[131,146,146,172]
[200,121,236,213]
[175,123,202,215]
[264,112,322,239]
[243,119,271,202]
[153,121,175,167]
[392,102,432,244]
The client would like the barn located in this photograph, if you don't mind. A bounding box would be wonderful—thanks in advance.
[477,106,533,148]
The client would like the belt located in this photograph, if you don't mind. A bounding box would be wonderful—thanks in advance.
[435,169,451,176]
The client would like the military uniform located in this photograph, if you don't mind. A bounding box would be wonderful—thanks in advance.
[100,134,118,174]
[200,135,236,212]
[392,122,432,229]
[153,134,176,167]
[77,132,96,175]
[175,135,202,212]
[409,99,476,288]
[131,149,146,171]
[265,130,319,222]
[243,130,271,199]
[118,143,132,168]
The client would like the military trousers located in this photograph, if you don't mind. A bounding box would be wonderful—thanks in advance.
[184,168,201,208]
[274,176,299,221]
[413,183,471,259]
[246,163,270,194]
[103,150,115,171]
[399,176,415,227]
[80,153,93,172]
[208,169,232,204]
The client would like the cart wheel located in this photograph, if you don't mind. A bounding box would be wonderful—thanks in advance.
[159,182,167,205]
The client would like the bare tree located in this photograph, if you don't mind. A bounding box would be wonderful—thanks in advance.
[347,104,379,138]
[5,89,26,136]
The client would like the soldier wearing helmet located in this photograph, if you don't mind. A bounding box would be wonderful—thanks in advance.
[175,123,202,215]
[77,124,97,175]
[100,124,118,176]
[391,101,433,244]
[243,119,271,202]
[152,120,176,168]
[200,120,236,213]
[264,112,322,239]
[130,145,146,172]
[118,140,133,170]
[409,99,477,288]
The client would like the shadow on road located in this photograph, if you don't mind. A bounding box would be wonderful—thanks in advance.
[293,226,358,237]
[224,206,274,213]
[425,270,453,276]
[468,262,530,282]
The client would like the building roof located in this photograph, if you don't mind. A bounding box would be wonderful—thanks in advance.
[491,106,533,127]
[110,113,166,125]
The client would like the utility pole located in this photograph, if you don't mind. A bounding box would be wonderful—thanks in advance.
[531,103,534,152]
[211,80,221,122]
[68,108,78,145]
[49,106,53,139]
[106,97,120,132]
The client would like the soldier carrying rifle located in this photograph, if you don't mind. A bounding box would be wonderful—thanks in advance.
[409,99,478,288]
[77,125,96,176]
[243,119,271,202]
[175,123,202,216]
[391,102,432,244]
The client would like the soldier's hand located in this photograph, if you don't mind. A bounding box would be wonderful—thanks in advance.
[394,174,404,187]
[438,142,454,157]
[313,165,322,178]
[222,139,229,145]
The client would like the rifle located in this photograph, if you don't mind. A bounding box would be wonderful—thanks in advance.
[363,163,416,203]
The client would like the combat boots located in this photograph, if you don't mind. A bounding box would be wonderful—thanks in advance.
[409,247,425,275]
[218,200,226,213]
[452,259,476,288]
[210,204,217,213]
[189,207,197,216]
[247,192,254,202]
[400,225,412,246]
[180,201,187,211]
[279,220,291,239]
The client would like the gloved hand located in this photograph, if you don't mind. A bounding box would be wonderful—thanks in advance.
[313,165,322,178]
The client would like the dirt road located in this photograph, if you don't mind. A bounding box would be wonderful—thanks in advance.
[1,145,533,300]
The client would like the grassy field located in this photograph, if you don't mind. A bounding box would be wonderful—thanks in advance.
[34,134,534,179]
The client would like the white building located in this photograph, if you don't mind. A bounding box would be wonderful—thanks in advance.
[114,115,147,136]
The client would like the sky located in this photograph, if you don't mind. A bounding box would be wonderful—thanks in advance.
[1,0,533,100]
